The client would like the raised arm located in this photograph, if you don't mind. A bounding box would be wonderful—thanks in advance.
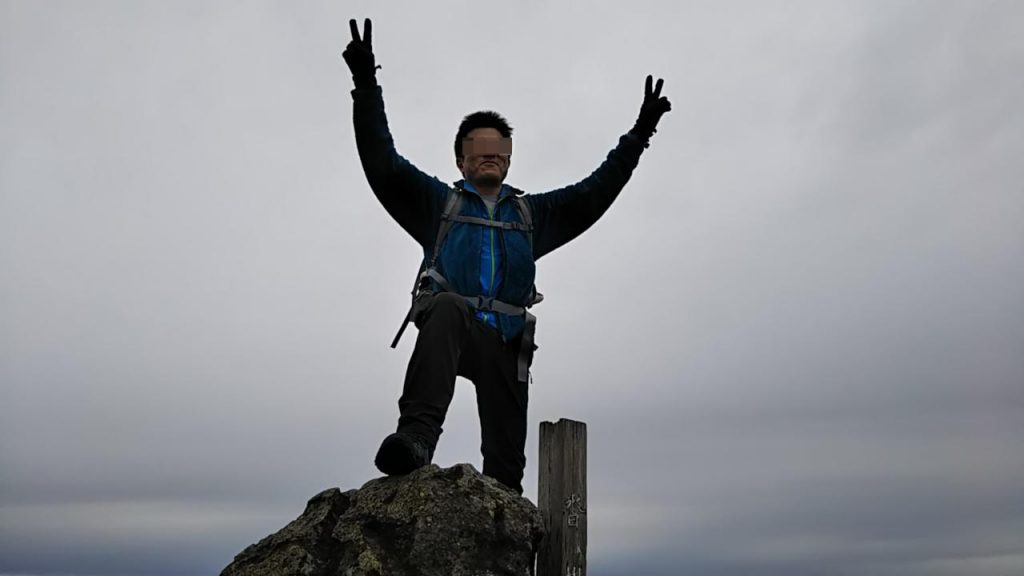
[529,75,672,259]
[344,18,445,247]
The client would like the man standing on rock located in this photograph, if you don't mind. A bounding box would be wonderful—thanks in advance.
[343,19,670,495]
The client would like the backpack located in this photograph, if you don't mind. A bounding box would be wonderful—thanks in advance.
[390,184,542,383]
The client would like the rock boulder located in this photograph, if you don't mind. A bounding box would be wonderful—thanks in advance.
[222,463,544,576]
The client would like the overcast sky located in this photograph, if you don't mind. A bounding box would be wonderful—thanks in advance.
[2,1,1022,575]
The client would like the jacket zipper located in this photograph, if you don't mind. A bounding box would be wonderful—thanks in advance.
[487,201,497,298]
[496,197,511,341]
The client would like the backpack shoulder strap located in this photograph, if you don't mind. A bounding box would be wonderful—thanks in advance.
[392,187,462,349]
[431,186,464,266]
[513,195,534,255]
[512,194,544,307]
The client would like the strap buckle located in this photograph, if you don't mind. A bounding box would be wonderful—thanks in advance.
[471,296,496,312]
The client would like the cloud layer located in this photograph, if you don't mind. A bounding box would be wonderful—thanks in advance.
[2,1,1022,575]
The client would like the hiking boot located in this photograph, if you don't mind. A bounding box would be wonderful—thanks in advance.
[374,432,433,476]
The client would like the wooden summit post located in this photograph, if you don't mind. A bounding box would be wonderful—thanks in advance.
[537,419,587,576]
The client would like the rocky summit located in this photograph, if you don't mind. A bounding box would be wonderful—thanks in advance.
[221,463,545,576]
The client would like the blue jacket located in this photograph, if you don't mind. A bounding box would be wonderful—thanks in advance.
[459,179,509,330]
[352,85,649,342]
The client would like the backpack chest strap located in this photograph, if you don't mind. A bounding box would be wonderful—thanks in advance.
[447,214,531,232]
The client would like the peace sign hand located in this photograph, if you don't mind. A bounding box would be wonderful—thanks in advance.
[343,18,379,88]
[631,75,672,142]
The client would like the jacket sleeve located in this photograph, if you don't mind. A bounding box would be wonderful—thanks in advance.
[351,85,447,247]
[527,132,648,260]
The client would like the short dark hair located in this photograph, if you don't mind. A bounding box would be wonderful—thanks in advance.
[454,111,513,158]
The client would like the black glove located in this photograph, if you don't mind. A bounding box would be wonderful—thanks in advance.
[630,75,672,142]
[343,18,379,89]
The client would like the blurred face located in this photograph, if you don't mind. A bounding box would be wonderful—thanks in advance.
[457,127,512,188]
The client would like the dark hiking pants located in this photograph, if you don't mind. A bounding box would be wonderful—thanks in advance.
[396,292,529,494]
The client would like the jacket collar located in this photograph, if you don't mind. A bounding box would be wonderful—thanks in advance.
[455,179,524,198]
